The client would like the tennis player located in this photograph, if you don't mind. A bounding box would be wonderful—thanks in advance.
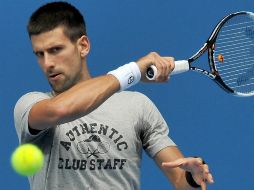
[14,1,214,190]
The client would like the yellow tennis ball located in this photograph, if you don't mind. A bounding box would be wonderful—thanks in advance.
[11,144,44,176]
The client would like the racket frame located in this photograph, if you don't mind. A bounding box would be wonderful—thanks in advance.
[187,11,254,96]
[146,11,254,97]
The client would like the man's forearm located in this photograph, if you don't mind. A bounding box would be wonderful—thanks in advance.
[53,74,120,122]
[29,75,120,130]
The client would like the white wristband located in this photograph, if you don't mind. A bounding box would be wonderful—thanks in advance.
[108,62,141,91]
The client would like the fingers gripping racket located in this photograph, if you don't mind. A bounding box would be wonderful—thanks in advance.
[146,11,254,97]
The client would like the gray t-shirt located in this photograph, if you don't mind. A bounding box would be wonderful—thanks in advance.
[14,91,176,190]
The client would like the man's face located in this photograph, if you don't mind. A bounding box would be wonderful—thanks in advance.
[31,27,88,94]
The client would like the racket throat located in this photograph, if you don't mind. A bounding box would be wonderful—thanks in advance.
[190,67,215,79]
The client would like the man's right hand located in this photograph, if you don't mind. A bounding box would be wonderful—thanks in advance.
[136,52,175,82]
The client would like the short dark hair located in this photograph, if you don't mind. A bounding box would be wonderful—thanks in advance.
[27,1,87,42]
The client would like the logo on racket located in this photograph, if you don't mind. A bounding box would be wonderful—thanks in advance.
[250,45,254,55]
[236,65,254,86]
[217,54,224,63]
[245,26,254,39]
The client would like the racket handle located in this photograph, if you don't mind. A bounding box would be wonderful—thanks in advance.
[146,60,189,80]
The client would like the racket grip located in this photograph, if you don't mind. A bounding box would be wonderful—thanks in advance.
[146,60,189,80]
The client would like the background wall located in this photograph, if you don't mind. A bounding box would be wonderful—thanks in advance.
[1,0,254,189]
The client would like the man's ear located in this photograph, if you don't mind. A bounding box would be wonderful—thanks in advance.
[77,35,90,57]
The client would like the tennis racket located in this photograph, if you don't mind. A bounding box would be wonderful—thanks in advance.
[146,11,254,97]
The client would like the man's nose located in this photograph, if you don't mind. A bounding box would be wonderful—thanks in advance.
[44,53,55,69]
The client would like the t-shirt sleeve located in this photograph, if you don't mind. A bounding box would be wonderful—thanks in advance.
[14,92,51,143]
[139,93,176,158]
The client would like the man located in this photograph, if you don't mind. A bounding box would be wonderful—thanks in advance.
[14,1,214,190]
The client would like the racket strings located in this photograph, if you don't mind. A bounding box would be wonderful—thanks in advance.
[219,53,254,64]
[218,31,251,38]
[220,64,254,84]
[216,44,254,62]
[216,37,253,46]
[221,20,254,28]
[220,50,252,61]
[214,13,254,94]
[218,58,254,74]
[217,45,251,56]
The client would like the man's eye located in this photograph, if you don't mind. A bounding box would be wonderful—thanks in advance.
[49,47,62,54]
[35,52,44,58]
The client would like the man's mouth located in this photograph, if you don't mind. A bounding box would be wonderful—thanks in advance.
[49,73,61,80]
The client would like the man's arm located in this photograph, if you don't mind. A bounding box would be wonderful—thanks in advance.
[154,146,214,190]
[29,52,175,131]
[29,75,119,131]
